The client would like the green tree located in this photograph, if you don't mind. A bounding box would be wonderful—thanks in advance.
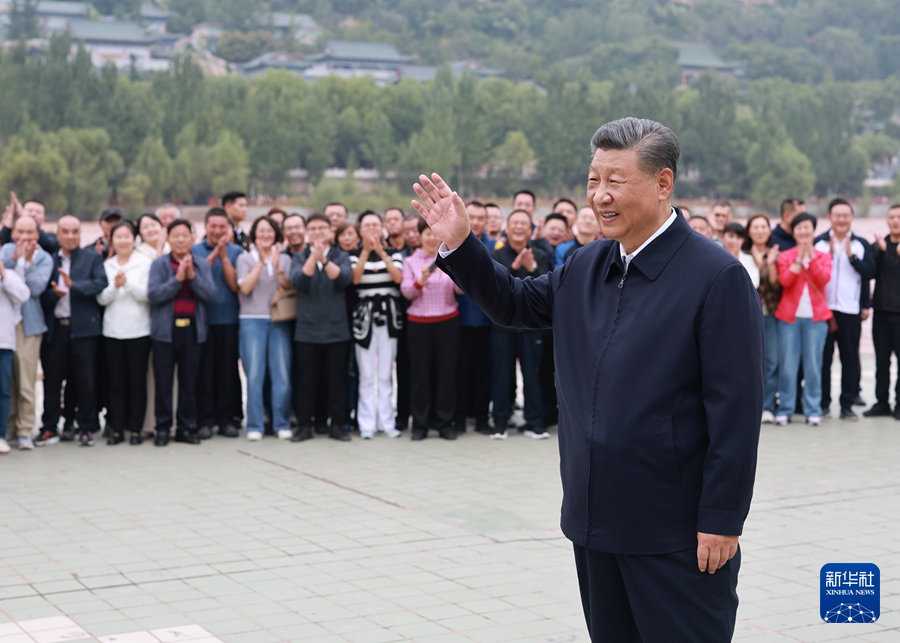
[746,126,816,213]
[47,128,123,217]
[362,109,396,181]
[0,135,69,214]
[298,91,337,184]
[119,173,152,215]
[491,130,534,178]
[399,102,460,184]
[858,133,900,165]
[215,30,278,63]
[134,136,175,204]
[209,129,251,196]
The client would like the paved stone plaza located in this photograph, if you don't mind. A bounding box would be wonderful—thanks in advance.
[1,356,899,642]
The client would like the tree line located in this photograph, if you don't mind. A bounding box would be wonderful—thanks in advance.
[0,34,899,218]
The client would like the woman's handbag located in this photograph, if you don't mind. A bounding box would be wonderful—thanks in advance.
[270,287,298,322]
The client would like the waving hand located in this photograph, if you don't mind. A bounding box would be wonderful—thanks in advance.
[411,173,471,251]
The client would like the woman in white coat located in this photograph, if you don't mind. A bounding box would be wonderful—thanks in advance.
[97,221,153,445]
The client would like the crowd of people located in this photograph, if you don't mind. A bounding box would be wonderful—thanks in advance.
[2,188,899,452]
[0,189,603,450]
[688,196,900,426]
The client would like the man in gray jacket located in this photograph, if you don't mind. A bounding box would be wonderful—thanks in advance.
[290,213,353,442]
[148,219,217,447]
[1,216,52,449]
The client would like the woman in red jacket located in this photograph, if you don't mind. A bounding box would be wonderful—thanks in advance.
[774,213,833,426]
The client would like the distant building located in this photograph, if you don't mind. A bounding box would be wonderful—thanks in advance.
[241,50,311,77]
[307,39,415,70]
[399,59,504,82]
[189,21,222,51]
[265,12,320,45]
[675,42,742,85]
[65,17,167,71]
[140,2,172,34]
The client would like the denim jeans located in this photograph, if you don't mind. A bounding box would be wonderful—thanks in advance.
[0,349,13,440]
[239,318,293,434]
[763,315,780,414]
[777,318,828,417]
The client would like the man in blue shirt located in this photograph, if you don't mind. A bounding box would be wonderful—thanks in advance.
[192,208,243,438]
[454,201,496,434]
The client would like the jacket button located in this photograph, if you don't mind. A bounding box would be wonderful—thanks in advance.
[444,264,451,272]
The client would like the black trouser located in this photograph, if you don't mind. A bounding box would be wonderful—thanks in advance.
[574,543,739,643]
[197,324,240,429]
[491,329,544,428]
[873,311,900,407]
[539,330,558,426]
[455,326,492,425]
[294,341,350,428]
[408,318,459,431]
[40,320,99,435]
[153,322,201,433]
[395,324,412,428]
[821,310,862,412]
[104,336,151,435]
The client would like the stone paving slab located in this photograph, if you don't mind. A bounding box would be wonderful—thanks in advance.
[1,357,898,641]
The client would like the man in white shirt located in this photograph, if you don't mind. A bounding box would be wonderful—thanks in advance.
[813,198,876,421]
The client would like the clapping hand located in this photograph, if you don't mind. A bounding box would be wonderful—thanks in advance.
[412,173,470,251]
[767,244,780,266]
[875,235,887,252]
[175,256,189,282]
[50,280,66,297]
[1,205,12,229]
[184,254,195,280]
[58,268,72,289]
[12,238,36,263]
[114,270,127,288]
[511,248,535,272]
[417,262,434,286]
[311,241,328,264]
[270,242,281,266]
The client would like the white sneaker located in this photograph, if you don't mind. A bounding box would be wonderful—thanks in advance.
[18,436,34,450]
[246,431,263,441]
[760,410,775,424]
[806,416,821,426]
[277,429,293,440]
[774,415,789,426]
[360,432,374,439]
[489,431,508,440]
[524,429,550,439]
[383,428,401,438]
[0,438,10,454]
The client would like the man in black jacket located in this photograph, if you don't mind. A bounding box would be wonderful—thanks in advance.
[289,213,354,442]
[489,210,551,439]
[415,118,763,643]
[865,203,900,418]
[40,216,108,447]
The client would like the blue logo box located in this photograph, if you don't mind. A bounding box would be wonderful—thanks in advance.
[820,563,880,623]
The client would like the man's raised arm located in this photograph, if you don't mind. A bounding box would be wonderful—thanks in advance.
[412,173,555,330]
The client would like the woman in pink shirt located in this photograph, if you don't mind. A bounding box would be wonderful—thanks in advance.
[401,218,463,441]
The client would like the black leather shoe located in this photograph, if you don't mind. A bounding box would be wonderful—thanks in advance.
[174,430,201,445]
[329,427,351,442]
[314,424,329,435]
[853,394,866,407]
[475,422,492,435]
[154,430,170,447]
[130,433,143,445]
[196,425,213,440]
[218,424,239,438]
[839,408,859,422]
[107,432,124,445]
[893,408,900,421]
[291,426,312,442]
[411,428,427,441]
[439,428,457,440]
[863,403,893,417]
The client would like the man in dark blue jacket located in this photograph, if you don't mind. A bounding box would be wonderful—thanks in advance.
[414,118,763,642]
[40,216,108,447]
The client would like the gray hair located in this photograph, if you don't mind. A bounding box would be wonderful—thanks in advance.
[155,203,182,217]
[590,117,680,182]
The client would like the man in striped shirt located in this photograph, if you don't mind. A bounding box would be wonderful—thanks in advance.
[350,211,405,439]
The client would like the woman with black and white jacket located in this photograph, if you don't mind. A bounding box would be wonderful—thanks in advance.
[97,220,153,445]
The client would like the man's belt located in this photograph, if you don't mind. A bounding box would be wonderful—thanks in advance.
[175,318,192,328]
[57,318,71,326]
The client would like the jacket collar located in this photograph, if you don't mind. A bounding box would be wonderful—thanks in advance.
[604,208,691,283]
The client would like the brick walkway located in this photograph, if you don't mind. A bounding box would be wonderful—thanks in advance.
[0,357,898,642]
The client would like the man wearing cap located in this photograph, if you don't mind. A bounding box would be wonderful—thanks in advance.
[93,208,124,258]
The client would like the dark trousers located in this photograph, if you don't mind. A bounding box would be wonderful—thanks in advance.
[539,330,558,425]
[491,329,544,427]
[574,544,740,643]
[197,323,240,429]
[873,311,900,407]
[395,325,412,428]
[294,341,350,428]
[408,318,459,431]
[153,324,201,433]
[40,320,99,434]
[104,336,151,435]
[821,311,862,412]
[455,326,492,425]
